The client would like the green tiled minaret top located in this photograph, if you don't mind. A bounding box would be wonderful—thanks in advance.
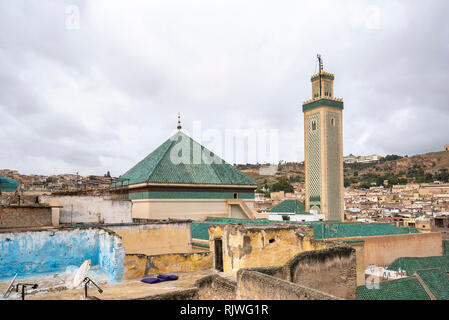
[114,131,258,187]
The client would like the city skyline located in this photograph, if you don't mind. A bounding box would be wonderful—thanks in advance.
[1,1,448,176]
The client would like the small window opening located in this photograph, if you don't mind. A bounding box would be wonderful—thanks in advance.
[269,238,275,244]
[311,120,317,131]
[233,193,238,199]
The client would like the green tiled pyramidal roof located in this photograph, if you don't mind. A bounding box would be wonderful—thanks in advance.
[416,269,449,300]
[115,131,257,186]
[357,277,430,300]
[386,255,449,276]
[269,199,308,214]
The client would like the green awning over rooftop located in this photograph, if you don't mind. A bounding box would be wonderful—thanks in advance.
[113,131,257,187]
[0,176,20,192]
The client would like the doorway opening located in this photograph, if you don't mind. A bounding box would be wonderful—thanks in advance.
[214,238,223,272]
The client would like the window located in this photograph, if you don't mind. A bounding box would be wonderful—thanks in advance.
[324,81,332,97]
[330,118,335,126]
[311,120,317,131]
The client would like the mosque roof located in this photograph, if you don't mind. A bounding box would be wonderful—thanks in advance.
[269,199,308,214]
[113,131,257,187]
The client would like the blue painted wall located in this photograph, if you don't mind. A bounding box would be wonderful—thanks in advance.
[0,228,124,280]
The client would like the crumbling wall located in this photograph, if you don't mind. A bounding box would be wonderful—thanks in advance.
[40,195,132,224]
[107,221,192,255]
[286,246,357,300]
[195,274,237,300]
[0,227,124,280]
[236,269,340,300]
[123,252,212,279]
[0,206,52,228]
[209,224,333,274]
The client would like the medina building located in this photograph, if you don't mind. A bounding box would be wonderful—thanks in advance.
[302,59,344,221]
[268,199,325,222]
[111,126,258,221]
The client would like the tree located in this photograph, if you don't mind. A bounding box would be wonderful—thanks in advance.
[271,178,294,193]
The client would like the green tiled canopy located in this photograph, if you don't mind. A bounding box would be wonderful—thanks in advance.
[386,256,449,276]
[269,200,308,214]
[0,176,20,192]
[114,131,257,187]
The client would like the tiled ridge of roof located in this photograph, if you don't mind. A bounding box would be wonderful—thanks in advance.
[269,199,309,214]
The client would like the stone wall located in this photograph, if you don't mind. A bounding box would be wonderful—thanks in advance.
[195,274,237,300]
[361,232,443,267]
[236,269,340,300]
[285,246,357,299]
[0,206,52,228]
[208,223,334,274]
[123,252,212,279]
[106,220,192,255]
[40,195,132,224]
[0,226,125,280]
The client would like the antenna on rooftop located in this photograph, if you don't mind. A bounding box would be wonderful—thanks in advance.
[177,113,182,130]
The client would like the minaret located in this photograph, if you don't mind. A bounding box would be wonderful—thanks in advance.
[302,55,344,221]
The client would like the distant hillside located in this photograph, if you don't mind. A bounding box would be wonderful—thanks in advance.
[236,150,449,189]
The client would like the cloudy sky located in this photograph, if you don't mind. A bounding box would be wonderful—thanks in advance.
[1,0,448,176]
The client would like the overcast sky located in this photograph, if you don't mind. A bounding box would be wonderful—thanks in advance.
[1,0,448,176]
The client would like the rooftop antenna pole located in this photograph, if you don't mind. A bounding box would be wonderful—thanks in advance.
[317,54,323,97]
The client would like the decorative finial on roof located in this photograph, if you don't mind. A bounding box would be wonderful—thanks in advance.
[317,54,323,72]
[177,113,182,130]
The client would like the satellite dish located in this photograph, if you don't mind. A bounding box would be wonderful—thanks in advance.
[72,259,91,288]
[3,273,17,298]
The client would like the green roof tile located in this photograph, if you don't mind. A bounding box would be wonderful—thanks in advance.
[416,269,449,300]
[357,277,430,300]
[115,131,257,187]
[269,200,308,214]
[386,256,449,276]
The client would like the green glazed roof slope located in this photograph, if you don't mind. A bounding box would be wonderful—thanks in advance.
[192,218,418,241]
[311,222,419,240]
[115,131,257,186]
[0,176,20,192]
[386,256,449,276]
[443,240,449,255]
[416,269,449,300]
[357,277,430,300]
[269,199,308,214]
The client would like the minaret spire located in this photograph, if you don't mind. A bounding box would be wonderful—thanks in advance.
[177,113,182,130]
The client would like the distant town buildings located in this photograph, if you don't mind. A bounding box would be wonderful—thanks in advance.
[344,154,382,164]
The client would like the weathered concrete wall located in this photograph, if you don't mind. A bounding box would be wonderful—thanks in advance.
[132,199,255,220]
[236,269,340,300]
[123,252,212,279]
[40,195,132,224]
[286,246,357,300]
[0,206,52,228]
[0,227,125,280]
[195,274,237,300]
[209,224,332,274]
[107,221,192,255]
[361,232,443,267]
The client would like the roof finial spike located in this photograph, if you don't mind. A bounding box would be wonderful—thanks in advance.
[177,113,182,130]
[317,54,323,72]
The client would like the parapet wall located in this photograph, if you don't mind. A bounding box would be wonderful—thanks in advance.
[41,195,132,224]
[107,220,192,255]
[236,269,340,300]
[123,251,212,279]
[0,206,53,228]
[0,226,125,280]
[361,232,443,267]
